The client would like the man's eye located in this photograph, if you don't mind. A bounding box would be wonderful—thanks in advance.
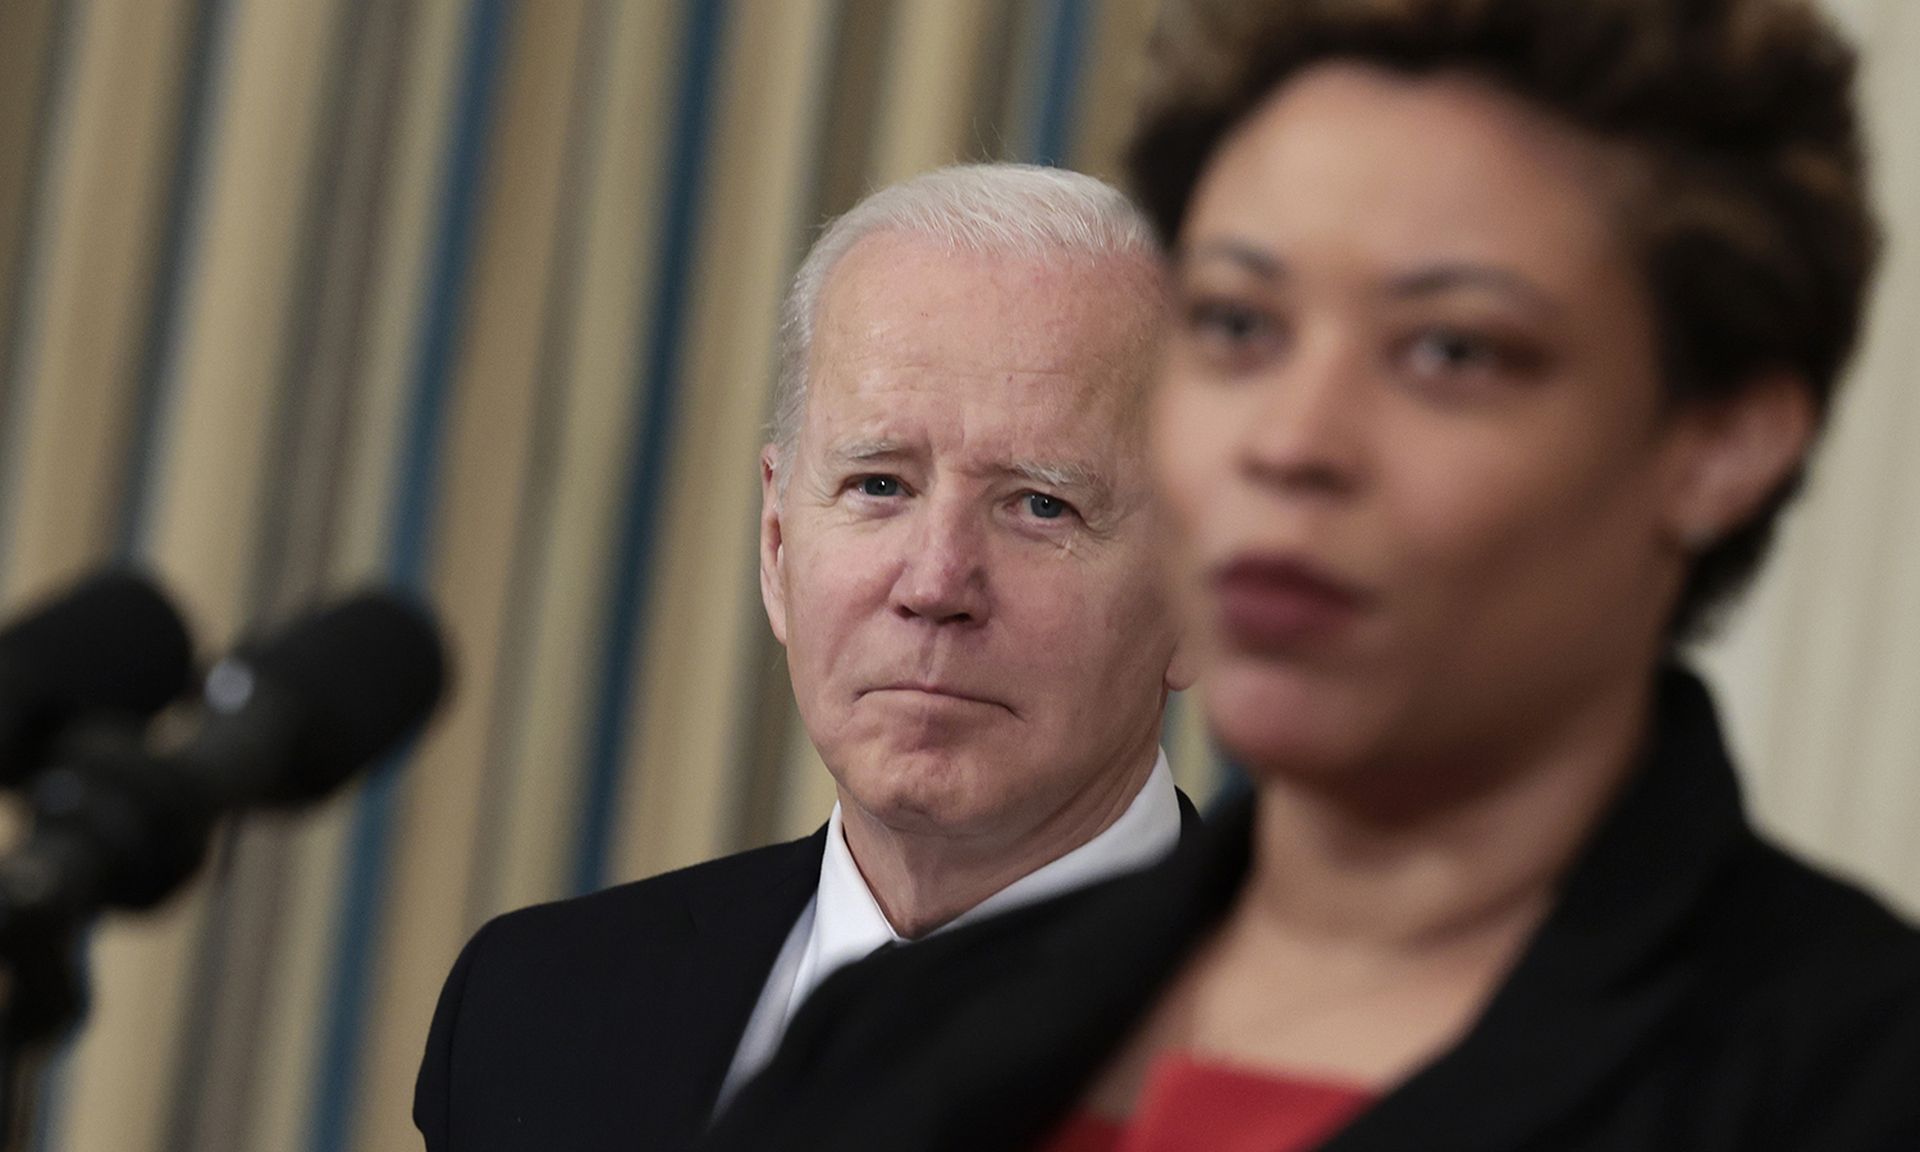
[1024,493,1069,520]
[857,476,901,497]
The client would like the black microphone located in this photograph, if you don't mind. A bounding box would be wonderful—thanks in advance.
[0,589,448,926]
[0,571,195,784]
[183,589,448,809]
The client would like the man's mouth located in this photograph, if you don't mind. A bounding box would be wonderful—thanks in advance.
[861,682,1011,712]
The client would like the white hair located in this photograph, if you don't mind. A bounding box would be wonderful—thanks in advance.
[768,163,1160,479]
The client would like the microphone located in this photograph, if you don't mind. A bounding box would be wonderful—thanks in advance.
[0,571,195,784]
[183,589,448,809]
[0,590,448,927]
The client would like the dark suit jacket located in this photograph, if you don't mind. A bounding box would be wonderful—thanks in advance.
[414,790,1201,1152]
[705,669,1920,1152]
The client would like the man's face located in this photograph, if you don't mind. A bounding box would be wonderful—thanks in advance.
[761,231,1185,848]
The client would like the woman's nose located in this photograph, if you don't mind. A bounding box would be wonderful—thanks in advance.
[1238,334,1370,498]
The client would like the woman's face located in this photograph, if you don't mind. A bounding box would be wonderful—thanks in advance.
[1155,63,1721,793]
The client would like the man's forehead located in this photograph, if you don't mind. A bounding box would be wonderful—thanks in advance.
[803,351,1151,493]
[813,232,1160,377]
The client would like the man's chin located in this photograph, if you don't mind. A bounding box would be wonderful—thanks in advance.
[835,759,1006,837]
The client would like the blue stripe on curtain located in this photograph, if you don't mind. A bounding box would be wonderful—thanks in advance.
[118,0,233,562]
[308,0,511,1148]
[571,0,730,897]
[460,0,615,933]
[1029,0,1087,167]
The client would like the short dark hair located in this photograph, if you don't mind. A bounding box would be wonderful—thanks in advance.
[1125,0,1880,638]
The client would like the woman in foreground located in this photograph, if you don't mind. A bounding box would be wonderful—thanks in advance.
[705,1,1920,1149]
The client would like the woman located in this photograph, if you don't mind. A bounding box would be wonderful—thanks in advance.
[704,2,1920,1149]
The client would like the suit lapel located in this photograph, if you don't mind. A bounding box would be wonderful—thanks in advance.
[615,827,827,1151]
[827,801,1255,1151]
[1175,787,1203,840]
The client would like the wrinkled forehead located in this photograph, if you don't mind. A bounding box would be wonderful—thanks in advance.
[802,231,1163,446]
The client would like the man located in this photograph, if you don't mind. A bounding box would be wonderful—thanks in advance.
[414,163,1195,1152]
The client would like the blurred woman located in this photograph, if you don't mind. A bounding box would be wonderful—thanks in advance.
[704,2,1920,1150]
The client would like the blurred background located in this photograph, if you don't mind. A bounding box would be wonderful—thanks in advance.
[0,0,1910,1150]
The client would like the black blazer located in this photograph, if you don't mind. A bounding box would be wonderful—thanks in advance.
[414,829,825,1152]
[706,670,1920,1152]
[414,791,1203,1151]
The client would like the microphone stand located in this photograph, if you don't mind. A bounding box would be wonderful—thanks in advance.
[0,861,88,1152]
[0,717,196,1152]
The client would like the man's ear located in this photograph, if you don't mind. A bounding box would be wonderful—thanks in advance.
[759,445,789,646]
[1661,371,1816,554]
[1164,617,1200,694]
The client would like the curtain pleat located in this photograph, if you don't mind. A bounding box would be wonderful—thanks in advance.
[0,0,63,484]
[0,0,198,604]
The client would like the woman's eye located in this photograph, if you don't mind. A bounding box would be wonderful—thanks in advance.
[1402,328,1540,382]
[857,475,901,497]
[1187,299,1272,346]
[1410,330,1488,371]
[1024,493,1069,520]
[1178,296,1285,374]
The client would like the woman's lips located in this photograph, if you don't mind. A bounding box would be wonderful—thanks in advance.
[1211,555,1372,649]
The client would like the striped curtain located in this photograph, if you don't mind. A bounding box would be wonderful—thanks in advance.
[0,2,1909,1151]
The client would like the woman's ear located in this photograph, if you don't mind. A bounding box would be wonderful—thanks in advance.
[1661,371,1816,553]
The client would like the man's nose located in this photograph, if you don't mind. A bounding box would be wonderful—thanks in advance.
[891,502,989,626]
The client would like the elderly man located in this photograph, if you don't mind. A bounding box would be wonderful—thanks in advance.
[414,163,1193,1152]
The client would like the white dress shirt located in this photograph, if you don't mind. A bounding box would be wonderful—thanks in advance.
[715,749,1182,1109]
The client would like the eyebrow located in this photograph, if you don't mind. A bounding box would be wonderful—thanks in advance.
[1386,264,1561,317]
[1005,459,1106,497]
[1182,241,1561,318]
[829,438,913,464]
[1179,239,1287,280]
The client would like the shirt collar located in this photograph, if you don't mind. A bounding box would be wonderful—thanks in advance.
[953,748,1181,930]
[790,749,1180,1016]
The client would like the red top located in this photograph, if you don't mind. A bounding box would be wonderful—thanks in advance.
[1041,1053,1375,1152]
